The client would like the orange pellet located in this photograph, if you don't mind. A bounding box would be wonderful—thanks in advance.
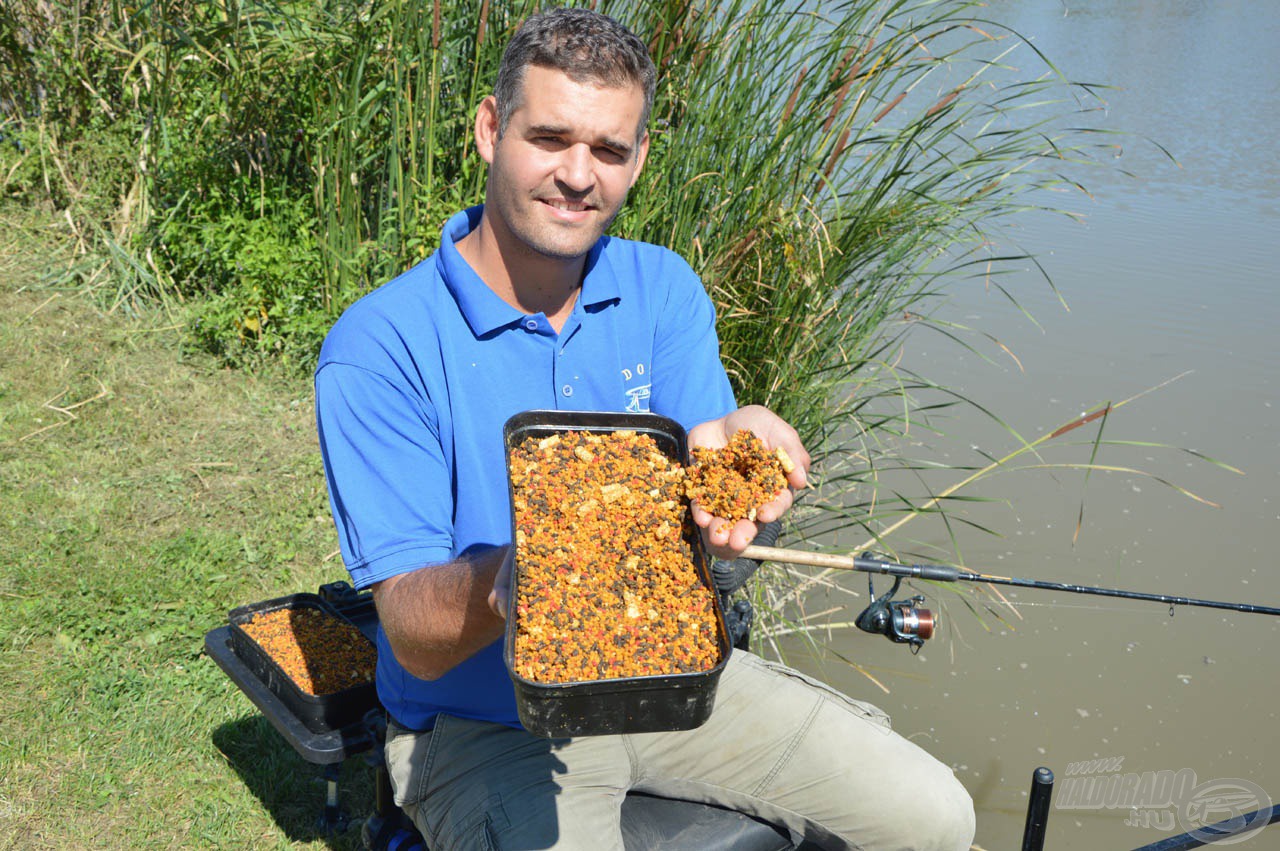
[240,606,376,696]
[509,430,721,684]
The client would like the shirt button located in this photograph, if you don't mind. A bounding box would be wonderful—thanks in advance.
[524,318,538,331]
[561,384,573,397]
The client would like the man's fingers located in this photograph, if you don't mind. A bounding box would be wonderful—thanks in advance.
[487,586,508,619]
[727,518,758,552]
[489,545,514,619]
[687,419,729,452]
[699,516,764,561]
[701,523,735,561]
[785,460,808,490]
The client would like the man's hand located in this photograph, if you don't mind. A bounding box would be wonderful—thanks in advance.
[487,544,515,619]
[688,405,810,560]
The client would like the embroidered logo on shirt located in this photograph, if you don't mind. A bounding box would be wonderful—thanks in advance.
[625,384,651,413]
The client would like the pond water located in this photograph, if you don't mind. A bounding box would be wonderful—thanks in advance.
[785,2,1280,848]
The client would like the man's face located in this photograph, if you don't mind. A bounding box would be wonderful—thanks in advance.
[477,64,649,262]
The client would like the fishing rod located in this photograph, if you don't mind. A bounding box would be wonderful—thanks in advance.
[740,544,1280,652]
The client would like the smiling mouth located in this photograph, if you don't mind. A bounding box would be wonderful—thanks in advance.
[540,198,594,213]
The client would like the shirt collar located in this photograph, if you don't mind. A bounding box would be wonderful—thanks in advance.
[437,206,620,338]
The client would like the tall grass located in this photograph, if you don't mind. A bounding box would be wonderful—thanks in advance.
[0,0,153,239]
[602,0,1122,552]
[2,0,1164,627]
[301,0,1119,459]
[309,0,534,310]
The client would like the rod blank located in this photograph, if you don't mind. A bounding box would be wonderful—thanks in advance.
[739,545,1280,617]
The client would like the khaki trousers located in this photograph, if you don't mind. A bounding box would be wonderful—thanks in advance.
[385,650,974,851]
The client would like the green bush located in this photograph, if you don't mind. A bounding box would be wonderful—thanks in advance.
[1,0,1112,392]
[173,193,327,369]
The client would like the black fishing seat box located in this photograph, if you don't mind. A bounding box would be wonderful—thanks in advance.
[206,580,803,851]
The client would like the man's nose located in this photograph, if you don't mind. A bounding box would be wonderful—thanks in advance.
[555,143,594,193]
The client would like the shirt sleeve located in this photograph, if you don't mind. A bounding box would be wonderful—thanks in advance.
[649,253,737,430]
[315,362,454,589]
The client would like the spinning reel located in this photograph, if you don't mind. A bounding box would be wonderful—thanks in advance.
[854,574,936,653]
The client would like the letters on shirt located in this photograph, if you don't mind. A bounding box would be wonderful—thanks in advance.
[622,362,650,413]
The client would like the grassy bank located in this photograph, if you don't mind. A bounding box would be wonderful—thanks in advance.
[0,207,367,849]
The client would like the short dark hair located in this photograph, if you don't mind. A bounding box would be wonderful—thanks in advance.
[493,7,656,144]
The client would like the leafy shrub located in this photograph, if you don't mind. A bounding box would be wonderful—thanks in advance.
[168,193,326,369]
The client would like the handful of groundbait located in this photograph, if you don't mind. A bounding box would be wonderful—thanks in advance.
[684,430,794,525]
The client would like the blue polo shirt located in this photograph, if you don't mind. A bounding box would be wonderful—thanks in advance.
[315,206,736,730]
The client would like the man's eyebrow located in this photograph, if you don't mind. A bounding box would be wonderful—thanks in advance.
[526,124,634,156]
[527,123,572,138]
[599,136,635,156]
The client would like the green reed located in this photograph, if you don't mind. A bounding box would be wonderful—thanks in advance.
[4,0,1201,636]
[309,0,529,310]
[600,0,1122,547]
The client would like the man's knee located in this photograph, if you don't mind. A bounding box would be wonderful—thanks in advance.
[920,766,976,851]
[847,760,974,851]
[809,700,975,851]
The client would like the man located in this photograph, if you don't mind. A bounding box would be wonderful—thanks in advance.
[316,8,974,850]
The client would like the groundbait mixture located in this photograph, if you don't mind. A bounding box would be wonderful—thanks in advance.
[508,430,721,684]
[508,428,789,685]
[240,606,377,696]
[685,428,793,523]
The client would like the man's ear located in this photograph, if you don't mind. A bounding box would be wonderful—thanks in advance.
[475,95,500,164]
[629,130,650,188]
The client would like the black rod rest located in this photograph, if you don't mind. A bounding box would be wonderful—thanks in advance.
[1021,767,1054,851]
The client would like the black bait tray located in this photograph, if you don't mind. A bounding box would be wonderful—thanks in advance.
[228,593,378,735]
[502,410,731,738]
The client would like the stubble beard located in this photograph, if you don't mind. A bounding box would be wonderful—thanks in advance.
[518,194,623,261]
[487,165,626,262]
